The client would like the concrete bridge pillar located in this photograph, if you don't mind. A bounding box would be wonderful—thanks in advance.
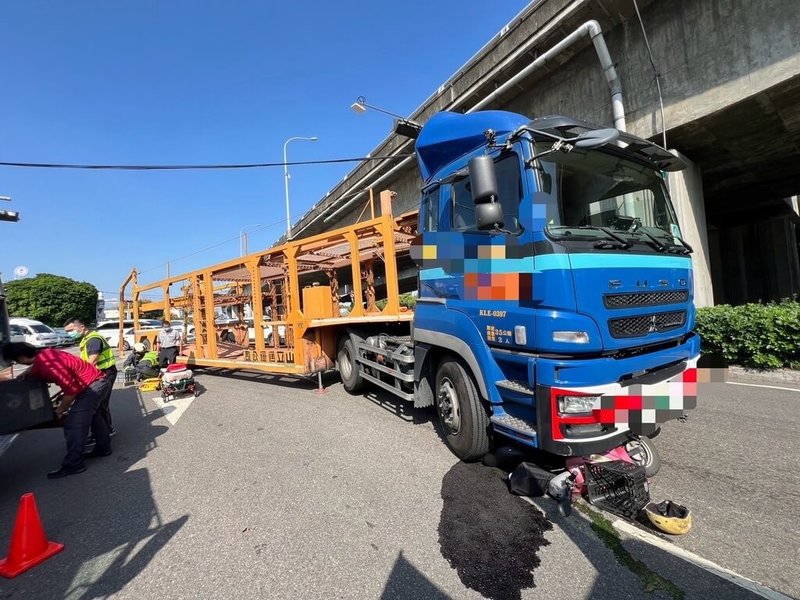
[667,150,714,307]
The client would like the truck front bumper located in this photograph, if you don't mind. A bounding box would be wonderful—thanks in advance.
[533,335,701,456]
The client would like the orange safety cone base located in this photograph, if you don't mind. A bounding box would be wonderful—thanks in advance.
[0,493,64,579]
[0,541,63,578]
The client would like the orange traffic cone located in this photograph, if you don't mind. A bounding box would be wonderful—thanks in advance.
[0,493,64,578]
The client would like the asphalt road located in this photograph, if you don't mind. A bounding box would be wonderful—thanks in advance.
[0,364,796,599]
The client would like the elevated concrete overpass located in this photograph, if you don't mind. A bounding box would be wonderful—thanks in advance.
[290,0,800,307]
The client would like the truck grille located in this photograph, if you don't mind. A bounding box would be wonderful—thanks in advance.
[604,290,688,309]
[608,310,686,338]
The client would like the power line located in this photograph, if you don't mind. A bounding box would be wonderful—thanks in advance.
[136,185,376,277]
[0,154,414,171]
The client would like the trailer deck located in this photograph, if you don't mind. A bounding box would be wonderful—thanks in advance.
[120,191,418,377]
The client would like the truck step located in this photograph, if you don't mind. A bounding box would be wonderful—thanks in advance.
[496,379,535,396]
[491,414,538,443]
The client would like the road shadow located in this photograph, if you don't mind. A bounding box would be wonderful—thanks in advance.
[0,385,187,599]
[361,386,435,426]
[380,551,452,600]
[196,366,320,391]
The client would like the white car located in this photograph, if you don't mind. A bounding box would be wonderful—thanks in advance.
[9,318,60,348]
[246,320,286,345]
[95,319,162,350]
[8,324,27,344]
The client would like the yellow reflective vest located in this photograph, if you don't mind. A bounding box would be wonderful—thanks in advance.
[80,331,116,370]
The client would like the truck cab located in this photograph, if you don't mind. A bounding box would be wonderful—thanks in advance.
[411,110,699,459]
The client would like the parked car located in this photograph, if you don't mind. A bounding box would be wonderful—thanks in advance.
[9,318,60,348]
[8,324,27,344]
[95,319,161,346]
[52,327,75,347]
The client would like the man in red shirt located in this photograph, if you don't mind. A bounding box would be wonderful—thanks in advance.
[2,342,113,478]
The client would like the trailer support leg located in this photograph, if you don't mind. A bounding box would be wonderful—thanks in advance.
[314,371,327,395]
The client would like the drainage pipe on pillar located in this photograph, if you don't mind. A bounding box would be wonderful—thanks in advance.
[469,20,626,131]
[308,19,626,232]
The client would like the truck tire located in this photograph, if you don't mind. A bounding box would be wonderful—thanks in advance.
[338,336,364,393]
[435,358,490,461]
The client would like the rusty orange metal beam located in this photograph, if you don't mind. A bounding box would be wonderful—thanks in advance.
[125,193,418,377]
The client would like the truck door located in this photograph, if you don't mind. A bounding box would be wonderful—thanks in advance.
[420,150,536,354]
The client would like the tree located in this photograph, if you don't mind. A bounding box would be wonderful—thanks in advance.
[6,273,98,327]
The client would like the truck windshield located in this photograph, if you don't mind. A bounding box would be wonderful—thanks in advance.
[534,144,682,246]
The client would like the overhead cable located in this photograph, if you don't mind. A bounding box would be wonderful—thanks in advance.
[0,154,414,171]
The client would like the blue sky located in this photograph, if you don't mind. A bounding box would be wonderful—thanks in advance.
[0,1,528,298]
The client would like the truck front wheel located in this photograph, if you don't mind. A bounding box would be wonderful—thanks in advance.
[435,358,490,461]
[338,337,365,393]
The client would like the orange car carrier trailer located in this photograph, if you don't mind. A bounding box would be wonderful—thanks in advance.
[119,191,419,393]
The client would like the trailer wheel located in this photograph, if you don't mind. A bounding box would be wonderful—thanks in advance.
[435,358,490,461]
[626,436,661,477]
[337,337,364,393]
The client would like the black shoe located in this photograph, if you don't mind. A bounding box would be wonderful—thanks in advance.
[109,427,117,437]
[47,466,87,479]
[86,447,112,458]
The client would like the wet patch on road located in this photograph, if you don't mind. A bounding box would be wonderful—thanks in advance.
[438,461,552,600]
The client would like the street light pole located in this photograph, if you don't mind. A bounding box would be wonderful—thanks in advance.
[283,135,317,240]
[350,96,422,139]
[240,224,262,257]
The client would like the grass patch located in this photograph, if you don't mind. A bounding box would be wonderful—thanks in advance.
[575,502,684,600]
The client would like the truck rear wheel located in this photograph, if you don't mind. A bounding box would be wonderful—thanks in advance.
[338,337,364,393]
[435,358,490,461]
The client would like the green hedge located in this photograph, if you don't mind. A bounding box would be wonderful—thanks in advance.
[375,293,417,311]
[695,301,800,370]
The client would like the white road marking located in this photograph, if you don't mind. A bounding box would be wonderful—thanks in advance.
[726,381,800,393]
[522,496,789,599]
[150,394,195,425]
[612,519,793,600]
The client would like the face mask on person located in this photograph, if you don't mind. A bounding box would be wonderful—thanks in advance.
[67,330,83,339]
[163,326,171,332]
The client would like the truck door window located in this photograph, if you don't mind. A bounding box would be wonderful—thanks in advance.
[451,177,474,231]
[451,153,522,231]
[422,188,439,232]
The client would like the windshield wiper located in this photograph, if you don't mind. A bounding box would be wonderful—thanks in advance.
[668,236,693,254]
[593,240,629,250]
[578,226,631,249]
[630,229,666,252]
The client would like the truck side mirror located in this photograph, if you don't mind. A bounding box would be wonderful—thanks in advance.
[469,155,504,230]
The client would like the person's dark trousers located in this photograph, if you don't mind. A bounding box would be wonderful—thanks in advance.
[158,347,179,367]
[62,378,112,471]
[136,363,159,380]
[97,365,117,430]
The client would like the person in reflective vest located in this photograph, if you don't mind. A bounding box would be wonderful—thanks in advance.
[64,318,117,436]
[123,344,160,379]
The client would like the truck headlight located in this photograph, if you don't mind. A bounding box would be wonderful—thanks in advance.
[558,395,600,414]
[553,331,589,343]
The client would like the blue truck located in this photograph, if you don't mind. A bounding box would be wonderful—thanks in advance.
[342,109,699,507]
[129,108,699,513]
